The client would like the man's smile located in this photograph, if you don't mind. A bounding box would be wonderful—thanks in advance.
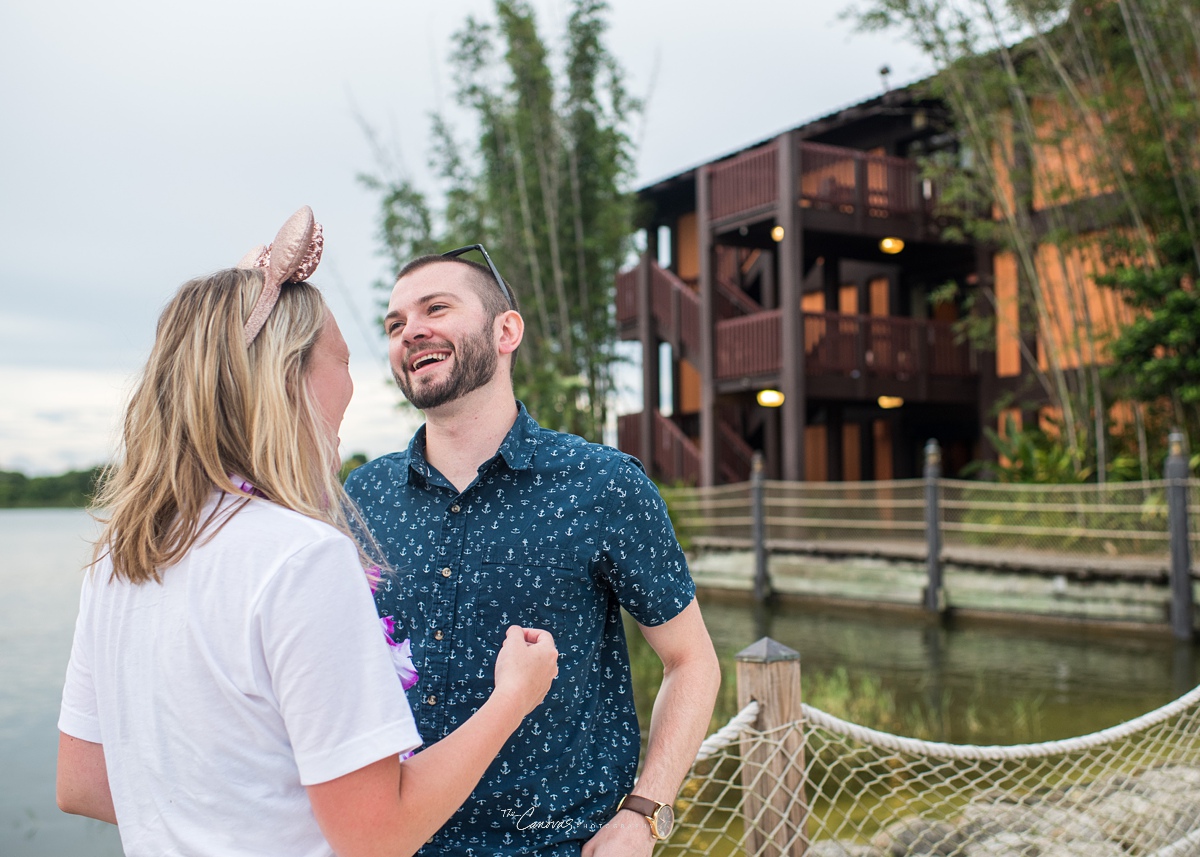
[408,349,453,375]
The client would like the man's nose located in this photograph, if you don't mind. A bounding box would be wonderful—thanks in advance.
[402,316,431,344]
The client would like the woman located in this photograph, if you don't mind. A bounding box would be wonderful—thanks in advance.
[56,207,558,857]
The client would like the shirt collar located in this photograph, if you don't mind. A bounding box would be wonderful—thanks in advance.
[495,401,538,472]
[404,400,538,485]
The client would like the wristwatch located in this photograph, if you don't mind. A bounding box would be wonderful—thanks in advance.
[618,793,675,840]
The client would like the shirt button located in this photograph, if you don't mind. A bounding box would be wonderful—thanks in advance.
[441,567,452,578]
[450,504,461,513]
[426,695,437,706]
[434,629,444,641]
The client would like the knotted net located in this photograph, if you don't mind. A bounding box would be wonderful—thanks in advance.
[665,685,1200,856]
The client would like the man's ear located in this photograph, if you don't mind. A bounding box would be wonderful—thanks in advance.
[496,310,524,356]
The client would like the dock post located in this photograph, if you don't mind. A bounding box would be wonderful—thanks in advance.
[1166,431,1194,641]
[737,637,807,856]
[752,452,771,604]
[923,439,944,614]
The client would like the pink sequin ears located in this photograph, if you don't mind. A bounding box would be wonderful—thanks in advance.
[237,206,325,346]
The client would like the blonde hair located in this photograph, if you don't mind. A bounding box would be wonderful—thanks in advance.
[93,267,367,584]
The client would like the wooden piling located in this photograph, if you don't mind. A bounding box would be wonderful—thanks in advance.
[1166,431,1194,641]
[923,438,944,615]
[752,452,771,604]
[736,637,808,856]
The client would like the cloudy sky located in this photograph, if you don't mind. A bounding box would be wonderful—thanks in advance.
[0,0,930,475]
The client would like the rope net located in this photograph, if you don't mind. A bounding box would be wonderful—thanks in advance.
[666,689,1200,856]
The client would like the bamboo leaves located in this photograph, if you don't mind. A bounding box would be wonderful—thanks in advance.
[363,0,638,441]
[851,0,1200,479]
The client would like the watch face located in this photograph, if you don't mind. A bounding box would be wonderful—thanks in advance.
[654,804,675,838]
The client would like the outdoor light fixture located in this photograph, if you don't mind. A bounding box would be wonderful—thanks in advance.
[877,395,904,409]
[757,389,785,407]
[879,237,905,254]
[771,226,785,242]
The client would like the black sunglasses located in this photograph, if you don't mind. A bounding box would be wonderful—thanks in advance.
[442,244,517,310]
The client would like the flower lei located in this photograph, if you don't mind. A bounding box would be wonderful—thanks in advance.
[369,567,421,762]
[367,567,420,691]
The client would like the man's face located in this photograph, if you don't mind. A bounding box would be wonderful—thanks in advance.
[385,263,499,411]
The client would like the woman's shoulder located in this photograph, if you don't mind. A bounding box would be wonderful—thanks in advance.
[208,495,352,560]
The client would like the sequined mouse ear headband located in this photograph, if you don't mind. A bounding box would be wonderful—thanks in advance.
[236,206,325,346]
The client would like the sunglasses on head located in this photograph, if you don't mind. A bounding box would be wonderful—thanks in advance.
[441,244,517,310]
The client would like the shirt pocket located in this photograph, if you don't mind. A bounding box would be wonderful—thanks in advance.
[473,544,599,656]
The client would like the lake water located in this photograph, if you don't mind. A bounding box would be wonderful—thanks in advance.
[4,509,1199,856]
[1,509,122,855]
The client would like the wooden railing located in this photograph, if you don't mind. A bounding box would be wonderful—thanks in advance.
[616,260,702,358]
[707,138,930,225]
[718,418,756,483]
[716,310,783,380]
[709,141,779,223]
[655,412,702,486]
[803,312,972,378]
[615,267,638,324]
[619,264,972,383]
[799,141,924,218]
[617,411,701,485]
[928,321,972,376]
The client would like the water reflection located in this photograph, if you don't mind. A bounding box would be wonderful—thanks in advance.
[627,590,1200,746]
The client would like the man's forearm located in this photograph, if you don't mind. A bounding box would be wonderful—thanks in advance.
[630,644,721,802]
[583,603,720,856]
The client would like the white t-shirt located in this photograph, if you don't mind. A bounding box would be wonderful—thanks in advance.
[59,494,421,857]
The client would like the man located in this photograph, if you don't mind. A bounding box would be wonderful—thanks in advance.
[345,245,721,856]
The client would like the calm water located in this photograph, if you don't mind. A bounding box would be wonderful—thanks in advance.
[4,509,1198,856]
[1,509,122,855]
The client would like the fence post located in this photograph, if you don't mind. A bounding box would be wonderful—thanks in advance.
[924,439,944,614]
[737,638,807,857]
[752,452,772,604]
[1166,430,1194,641]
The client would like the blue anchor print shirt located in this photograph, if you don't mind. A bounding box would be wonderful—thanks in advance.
[345,403,696,857]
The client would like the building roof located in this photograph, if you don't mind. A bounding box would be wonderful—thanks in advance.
[637,80,941,198]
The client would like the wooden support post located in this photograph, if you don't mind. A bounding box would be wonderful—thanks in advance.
[778,131,806,481]
[923,439,945,614]
[638,242,658,477]
[853,155,868,233]
[1166,431,1194,641]
[698,165,718,487]
[752,452,771,604]
[737,638,808,857]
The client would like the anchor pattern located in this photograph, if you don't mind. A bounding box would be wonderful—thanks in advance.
[346,403,695,856]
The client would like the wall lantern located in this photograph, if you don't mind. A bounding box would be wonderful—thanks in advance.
[757,389,785,407]
[771,226,785,243]
[877,395,904,409]
[879,236,905,254]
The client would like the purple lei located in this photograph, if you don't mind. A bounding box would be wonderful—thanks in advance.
[380,615,420,691]
[369,569,419,687]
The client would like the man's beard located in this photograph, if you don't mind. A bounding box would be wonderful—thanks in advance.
[393,320,498,410]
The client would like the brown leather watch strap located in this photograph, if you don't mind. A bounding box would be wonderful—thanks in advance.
[618,794,659,817]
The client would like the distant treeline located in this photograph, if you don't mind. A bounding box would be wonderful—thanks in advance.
[2,456,371,509]
[0,467,105,508]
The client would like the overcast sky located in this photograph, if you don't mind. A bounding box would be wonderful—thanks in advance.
[0,0,931,474]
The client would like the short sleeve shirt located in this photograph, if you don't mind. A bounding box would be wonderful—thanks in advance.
[59,495,421,857]
[345,403,695,856]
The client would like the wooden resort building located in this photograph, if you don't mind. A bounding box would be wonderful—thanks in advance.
[616,88,999,486]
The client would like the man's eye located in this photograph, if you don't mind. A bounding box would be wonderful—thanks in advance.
[387,320,405,335]
[428,303,448,313]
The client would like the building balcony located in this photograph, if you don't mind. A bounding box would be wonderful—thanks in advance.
[706,137,936,240]
[617,260,977,406]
